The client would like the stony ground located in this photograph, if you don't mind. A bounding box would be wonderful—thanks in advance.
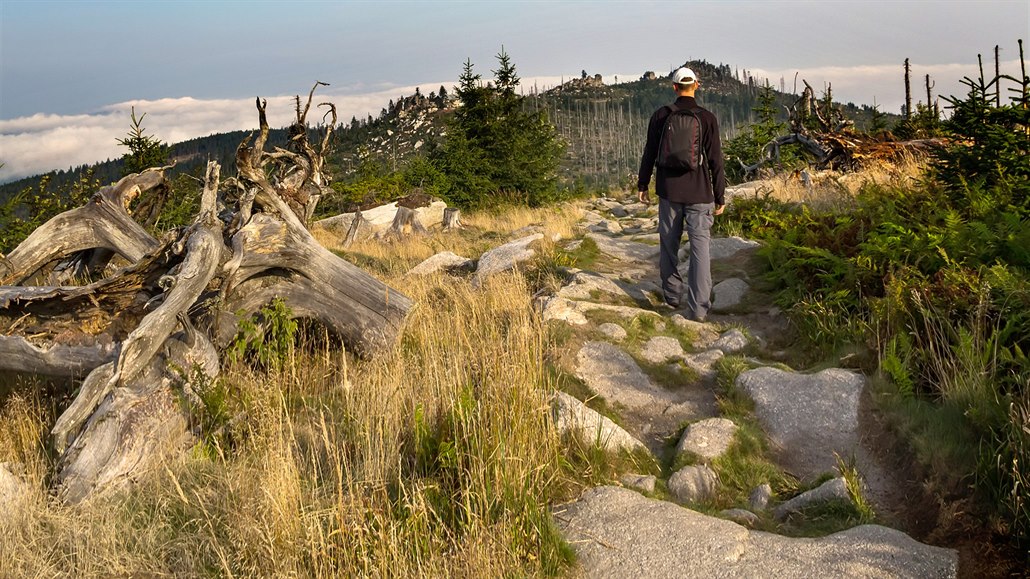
[540,196,955,577]
[411,195,959,577]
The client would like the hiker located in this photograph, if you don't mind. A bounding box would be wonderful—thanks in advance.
[637,66,726,322]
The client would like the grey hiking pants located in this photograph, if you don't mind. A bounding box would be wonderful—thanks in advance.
[658,198,715,320]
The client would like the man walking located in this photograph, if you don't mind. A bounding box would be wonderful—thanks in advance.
[637,66,726,322]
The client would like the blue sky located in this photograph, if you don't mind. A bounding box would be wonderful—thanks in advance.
[1,0,1027,181]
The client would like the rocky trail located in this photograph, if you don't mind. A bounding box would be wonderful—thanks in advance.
[427,195,958,578]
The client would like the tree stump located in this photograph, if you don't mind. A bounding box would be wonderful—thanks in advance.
[0,83,414,502]
[443,207,462,230]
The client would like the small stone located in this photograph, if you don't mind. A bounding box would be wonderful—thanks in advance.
[749,483,773,511]
[712,278,750,311]
[712,329,749,354]
[608,205,629,218]
[720,508,759,526]
[773,477,852,521]
[668,464,719,503]
[640,336,684,364]
[589,219,623,234]
[620,473,657,494]
[683,349,724,379]
[599,323,628,342]
[676,418,738,461]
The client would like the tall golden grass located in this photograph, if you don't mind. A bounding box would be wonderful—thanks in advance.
[742,155,926,208]
[0,205,595,577]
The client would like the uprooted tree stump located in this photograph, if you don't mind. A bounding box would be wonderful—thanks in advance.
[0,83,413,503]
[739,78,948,178]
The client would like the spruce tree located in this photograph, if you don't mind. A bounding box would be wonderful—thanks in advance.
[432,49,564,208]
[117,107,168,176]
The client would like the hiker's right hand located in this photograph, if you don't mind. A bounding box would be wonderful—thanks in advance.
[638,190,649,204]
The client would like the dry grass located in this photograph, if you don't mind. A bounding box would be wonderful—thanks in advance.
[742,155,926,208]
[312,202,584,278]
[0,211,595,576]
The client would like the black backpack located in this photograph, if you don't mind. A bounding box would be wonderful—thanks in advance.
[656,103,704,171]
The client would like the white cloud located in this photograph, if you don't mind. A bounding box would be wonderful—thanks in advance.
[0,76,573,183]
[0,86,446,183]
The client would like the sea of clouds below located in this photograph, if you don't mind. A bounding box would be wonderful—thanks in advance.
[0,61,1022,185]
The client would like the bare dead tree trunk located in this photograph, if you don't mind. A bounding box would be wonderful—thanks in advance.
[904,58,912,119]
[994,44,1002,107]
[925,74,935,119]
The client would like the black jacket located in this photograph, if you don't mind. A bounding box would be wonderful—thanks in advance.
[637,96,726,206]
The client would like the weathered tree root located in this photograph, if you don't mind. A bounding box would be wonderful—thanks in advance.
[0,84,413,503]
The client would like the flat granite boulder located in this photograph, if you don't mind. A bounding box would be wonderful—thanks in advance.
[539,297,663,327]
[736,367,865,480]
[710,236,761,260]
[575,342,675,411]
[586,233,660,263]
[407,251,473,276]
[555,486,957,578]
[557,270,652,303]
[640,336,685,364]
[472,233,543,287]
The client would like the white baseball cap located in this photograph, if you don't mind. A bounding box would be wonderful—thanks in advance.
[671,67,697,85]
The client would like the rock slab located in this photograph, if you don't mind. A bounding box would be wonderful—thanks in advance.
[774,477,853,521]
[473,233,542,287]
[575,342,672,411]
[712,278,750,311]
[555,486,957,578]
[407,251,473,276]
[736,367,865,479]
[552,392,646,453]
[640,336,685,364]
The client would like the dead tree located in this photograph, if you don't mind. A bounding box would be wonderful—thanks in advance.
[0,83,413,503]
[742,76,929,179]
[904,58,912,119]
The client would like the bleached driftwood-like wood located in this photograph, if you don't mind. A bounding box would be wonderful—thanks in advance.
[0,336,115,378]
[0,168,167,285]
[313,200,449,241]
[0,84,414,503]
[55,329,219,503]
